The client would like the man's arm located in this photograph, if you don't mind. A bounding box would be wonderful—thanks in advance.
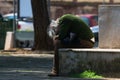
[57,19,71,40]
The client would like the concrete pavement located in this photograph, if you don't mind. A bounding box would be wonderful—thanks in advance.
[0,53,119,80]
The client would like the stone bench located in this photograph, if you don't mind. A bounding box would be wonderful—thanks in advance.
[59,48,120,75]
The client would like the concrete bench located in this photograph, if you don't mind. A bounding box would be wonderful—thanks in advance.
[59,48,120,75]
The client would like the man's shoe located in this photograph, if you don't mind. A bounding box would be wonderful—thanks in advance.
[48,73,59,77]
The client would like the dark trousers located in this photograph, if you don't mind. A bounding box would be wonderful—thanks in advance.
[52,39,60,74]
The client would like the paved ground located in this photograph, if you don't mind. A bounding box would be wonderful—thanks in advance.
[0,52,119,80]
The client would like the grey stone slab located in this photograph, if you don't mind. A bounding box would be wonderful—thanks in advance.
[99,5,120,48]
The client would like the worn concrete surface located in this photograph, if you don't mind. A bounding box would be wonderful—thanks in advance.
[0,53,119,80]
[99,5,120,48]
[59,48,120,76]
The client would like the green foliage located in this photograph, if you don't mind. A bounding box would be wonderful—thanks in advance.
[70,70,103,79]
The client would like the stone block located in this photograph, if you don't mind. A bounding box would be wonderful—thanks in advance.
[4,32,14,50]
[99,5,120,48]
[59,48,120,75]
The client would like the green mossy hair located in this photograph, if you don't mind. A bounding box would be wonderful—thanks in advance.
[58,14,94,40]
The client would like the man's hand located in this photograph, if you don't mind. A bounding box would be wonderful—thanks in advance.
[53,35,59,40]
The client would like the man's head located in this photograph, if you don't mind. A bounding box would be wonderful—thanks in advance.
[47,19,59,38]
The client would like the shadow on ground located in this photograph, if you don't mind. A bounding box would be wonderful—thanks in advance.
[0,56,53,68]
[0,55,54,80]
